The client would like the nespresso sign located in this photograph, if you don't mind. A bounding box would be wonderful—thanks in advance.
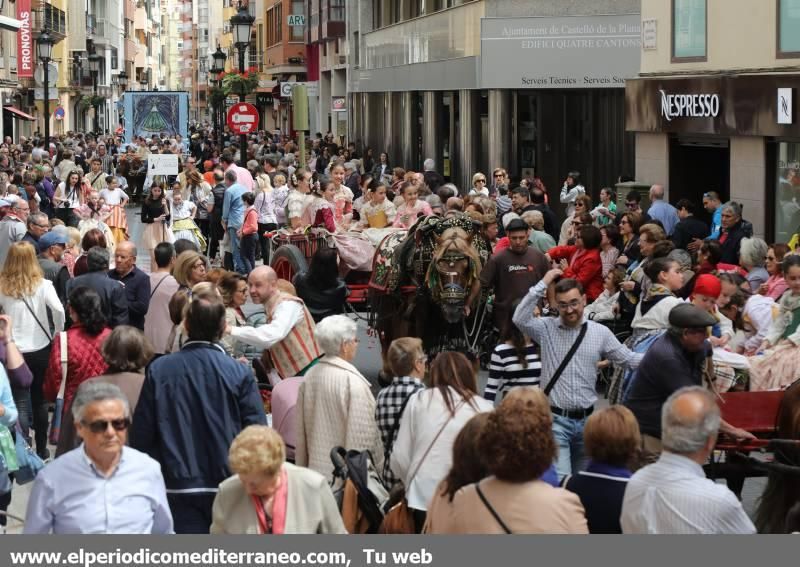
[627,76,800,137]
[659,91,720,121]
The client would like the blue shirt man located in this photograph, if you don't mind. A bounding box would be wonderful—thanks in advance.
[221,169,248,274]
[703,191,723,240]
[646,184,679,237]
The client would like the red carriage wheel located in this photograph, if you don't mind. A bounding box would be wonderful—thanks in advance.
[270,245,309,282]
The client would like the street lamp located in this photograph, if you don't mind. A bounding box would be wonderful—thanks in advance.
[210,45,227,139]
[36,28,56,153]
[118,71,128,90]
[88,51,101,133]
[230,1,254,165]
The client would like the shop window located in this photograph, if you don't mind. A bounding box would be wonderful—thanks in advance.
[291,1,305,41]
[778,0,800,57]
[775,142,800,243]
[672,0,706,61]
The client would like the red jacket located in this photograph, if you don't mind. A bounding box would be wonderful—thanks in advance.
[45,326,111,409]
[548,245,603,301]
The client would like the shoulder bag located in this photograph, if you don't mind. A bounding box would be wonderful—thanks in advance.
[544,322,588,397]
[475,483,513,534]
[48,331,68,445]
[20,296,52,342]
[379,397,464,534]
[14,422,45,484]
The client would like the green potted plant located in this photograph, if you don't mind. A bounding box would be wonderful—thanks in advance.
[220,67,259,96]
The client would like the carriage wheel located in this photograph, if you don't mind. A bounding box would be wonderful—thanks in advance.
[270,245,309,282]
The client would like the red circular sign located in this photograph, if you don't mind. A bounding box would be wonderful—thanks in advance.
[226,103,260,134]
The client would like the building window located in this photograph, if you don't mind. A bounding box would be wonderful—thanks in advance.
[291,0,304,41]
[775,142,800,242]
[277,3,283,43]
[353,31,359,68]
[330,0,345,22]
[672,0,707,61]
[778,0,800,57]
[110,48,118,70]
[267,7,276,46]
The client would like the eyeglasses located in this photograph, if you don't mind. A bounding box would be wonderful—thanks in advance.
[33,223,49,229]
[571,221,582,226]
[82,418,131,434]
[626,202,638,208]
[556,300,583,311]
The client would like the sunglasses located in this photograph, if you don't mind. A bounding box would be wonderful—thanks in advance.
[494,174,504,178]
[626,202,638,208]
[82,418,131,434]
[475,179,486,183]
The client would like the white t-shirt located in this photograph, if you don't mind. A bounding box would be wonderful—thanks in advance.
[100,187,129,206]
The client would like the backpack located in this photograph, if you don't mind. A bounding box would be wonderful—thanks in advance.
[330,447,389,534]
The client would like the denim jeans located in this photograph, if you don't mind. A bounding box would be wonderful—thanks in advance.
[552,412,589,480]
[240,233,258,274]
[227,226,244,274]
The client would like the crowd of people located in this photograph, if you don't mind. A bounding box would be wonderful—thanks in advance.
[0,129,797,535]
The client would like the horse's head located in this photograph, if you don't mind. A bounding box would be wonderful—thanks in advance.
[426,228,482,324]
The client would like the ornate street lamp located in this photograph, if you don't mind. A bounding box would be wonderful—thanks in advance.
[210,45,227,137]
[230,1,254,165]
[37,28,57,150]
[118,71,128,90]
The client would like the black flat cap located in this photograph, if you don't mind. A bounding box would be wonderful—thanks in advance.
[668,303,717,329]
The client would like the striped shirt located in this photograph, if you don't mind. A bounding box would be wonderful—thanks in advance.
[621,452,756,534]
[485,343,541,403]
[513,280,642,411]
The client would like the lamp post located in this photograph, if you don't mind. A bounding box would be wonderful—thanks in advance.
[230,1,254,166]
[210,45,227,141]
[117,71,128,134]
[36,28,56,152]
[88,51,101,133]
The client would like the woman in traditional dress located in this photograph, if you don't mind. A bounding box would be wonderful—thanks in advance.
[99,176,129,244]
[140,184,172,270]
[329,163,354,230]
[358,183,396,229]
[170,191,206,250]
[304,180,337,233]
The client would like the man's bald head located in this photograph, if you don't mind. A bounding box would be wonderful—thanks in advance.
[661,386,720,456]
[247,266,278,304]
[117,241,137,257]
[650,184,665,201]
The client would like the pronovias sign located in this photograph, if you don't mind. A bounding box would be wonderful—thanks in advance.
[659,90,720,121]
[481,15,641,89]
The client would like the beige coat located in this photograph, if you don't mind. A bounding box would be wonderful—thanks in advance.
[210,463,346,534]
[433,477,589,534]
[295,356,384,480]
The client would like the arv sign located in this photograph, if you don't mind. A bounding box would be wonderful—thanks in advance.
[16,0,32,78]
[659,89,720,122]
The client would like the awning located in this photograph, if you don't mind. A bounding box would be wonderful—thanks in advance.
[3,106,36,121]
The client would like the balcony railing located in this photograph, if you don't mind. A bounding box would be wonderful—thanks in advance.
[308,0,345,43]
[69,67,95,88]
[32,4,68,39]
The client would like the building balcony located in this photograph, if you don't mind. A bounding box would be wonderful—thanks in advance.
[86,14,97,36]
[68,67,94,89]
[32,4,68,42]
[307,0,346,44]
[362,0,484,69]
[92,18,122,48]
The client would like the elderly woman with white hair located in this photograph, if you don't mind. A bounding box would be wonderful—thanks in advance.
[739,237,769,293]
[295,315,383,480]
[521,210,556,254]
[211,425,346,534]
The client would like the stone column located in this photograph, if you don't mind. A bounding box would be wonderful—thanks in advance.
[457,89,479,194]
[422,91,441,170]
[488,89,512,173]
[400,91,419,172]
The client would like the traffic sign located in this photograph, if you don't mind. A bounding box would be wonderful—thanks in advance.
[226,102,259,134]
[54,106,65,120]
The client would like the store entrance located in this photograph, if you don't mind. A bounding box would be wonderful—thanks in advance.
[669,137,730,219]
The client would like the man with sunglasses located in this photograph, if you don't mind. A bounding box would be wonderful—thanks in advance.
[24,382,174,534]
[513,269,643,479]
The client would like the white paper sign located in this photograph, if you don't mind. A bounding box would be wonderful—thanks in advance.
[147,154,179,176]
[642,19,657,50]
[778,88,793,125]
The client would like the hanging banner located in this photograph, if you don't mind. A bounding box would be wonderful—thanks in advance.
[17,0,33,78]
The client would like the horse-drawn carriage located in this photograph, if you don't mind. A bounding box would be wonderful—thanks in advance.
[267,213,497,373]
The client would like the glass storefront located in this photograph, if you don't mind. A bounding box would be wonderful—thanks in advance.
[775,142,800,243]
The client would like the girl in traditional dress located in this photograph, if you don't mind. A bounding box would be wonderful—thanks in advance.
[304,180,337,233]
[359,183,396,229]
[329,163,354,230]
[749,255,800,391]
[140,183,172,270]
[170,191,206,250]
[286,170,314,231]
[74,190,116,256]
[99,176,129,244]
[393,181,433,229]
